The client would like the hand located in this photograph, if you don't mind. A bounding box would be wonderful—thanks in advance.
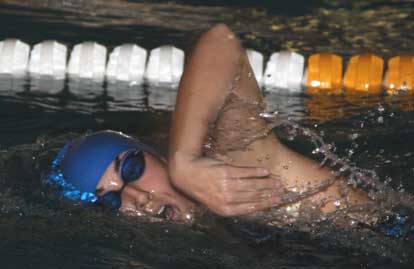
[169,153,284,217]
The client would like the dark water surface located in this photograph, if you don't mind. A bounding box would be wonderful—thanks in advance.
[1,0,414,268]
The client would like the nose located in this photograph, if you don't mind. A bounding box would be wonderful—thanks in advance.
[120,185,152,211]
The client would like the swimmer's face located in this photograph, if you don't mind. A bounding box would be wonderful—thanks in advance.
[96,151,196,222]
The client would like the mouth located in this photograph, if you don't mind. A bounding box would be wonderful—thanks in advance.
[156,204,181,221]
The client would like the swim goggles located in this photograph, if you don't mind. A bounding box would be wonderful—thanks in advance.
[95,149,146,210]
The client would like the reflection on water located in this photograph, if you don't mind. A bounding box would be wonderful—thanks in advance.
[106,81,146,111]
[0,74,26,93]
[68,78,104,99]
[148,86,177,111]
[0,77,179,112]
[30,76,65,94]
[264,91,305,121]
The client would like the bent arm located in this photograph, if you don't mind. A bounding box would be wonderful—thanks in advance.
[169,24,243,158]
[168,24,283,216]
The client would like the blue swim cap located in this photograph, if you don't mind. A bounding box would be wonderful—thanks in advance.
[46,130,160,202]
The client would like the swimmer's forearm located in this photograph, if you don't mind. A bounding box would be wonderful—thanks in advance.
[169,24,243,159]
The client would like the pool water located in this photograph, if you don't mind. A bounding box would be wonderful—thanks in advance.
[1,0,414,268]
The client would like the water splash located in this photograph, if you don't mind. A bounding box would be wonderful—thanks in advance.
[258,110,414,226]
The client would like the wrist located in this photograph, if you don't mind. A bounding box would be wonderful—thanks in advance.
[168,151,199,188]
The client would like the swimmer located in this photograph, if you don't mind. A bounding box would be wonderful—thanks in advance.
[46,24,377,226]
[169,24,375,226]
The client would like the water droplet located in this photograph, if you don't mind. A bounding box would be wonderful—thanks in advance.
[203,143,212,150]
[384,176,392,185]
[377,103,385,113]
[259,111,278,118]
[349,133,359,140]
[339,166,347,172]
[377,116,384,124]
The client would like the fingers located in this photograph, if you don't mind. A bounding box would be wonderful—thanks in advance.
[224,166,270,179]
[227,189,284,204]
[213,166,284,211]
[216,197,283,217]
[229,177,283,192]
[231,200,282,216]
[210,174,285,217]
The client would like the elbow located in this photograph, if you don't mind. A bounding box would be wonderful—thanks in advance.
[198,23,244,56]
[207,23,233,37]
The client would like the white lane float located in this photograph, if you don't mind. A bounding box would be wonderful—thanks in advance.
[106,44,147,84]
[145,45,184,86]
[0,39,30,77]
[29,40,67,80]
[246,49,264,86]
[264,51,305,93]
[67,42,107,82]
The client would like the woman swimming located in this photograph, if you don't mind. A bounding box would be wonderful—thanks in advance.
[46,24,392,227]
[168,24,377,227]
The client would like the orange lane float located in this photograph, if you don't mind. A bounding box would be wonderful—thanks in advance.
[306,52,343,95]
[343,53,384,95]
[385,55,414,95]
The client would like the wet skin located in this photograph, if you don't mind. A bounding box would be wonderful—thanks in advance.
[169,23,372,221]
[96,151,196,222]
[98,24,370,224]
